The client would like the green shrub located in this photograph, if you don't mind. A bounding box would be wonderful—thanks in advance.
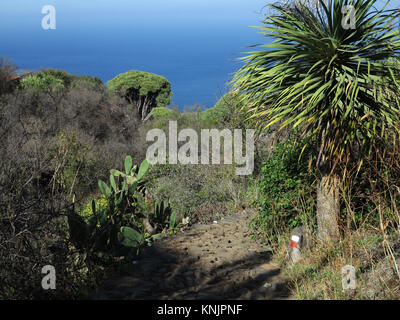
[148,162,246,224]
[20,69,103,91]
[20,74,64,90]
[38,69,75,86]
[73,75,103,88]
[250,134,317,246]
[152,106,178,119]
[38,69,103,88]
[200,92,239,124]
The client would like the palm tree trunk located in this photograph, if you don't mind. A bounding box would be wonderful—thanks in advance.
[315,127,341,242]
[316,172,340,242]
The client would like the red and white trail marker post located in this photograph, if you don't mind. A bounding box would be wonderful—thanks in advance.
[288,226,311,263]
[289,234,301,263]
[290,235,300,248]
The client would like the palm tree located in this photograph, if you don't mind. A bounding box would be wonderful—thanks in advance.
[233,0,400,241]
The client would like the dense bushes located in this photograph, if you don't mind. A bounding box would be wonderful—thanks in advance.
[1,63,215,299]
[148,163,246,224]
[151,106,179,120]
[250,129,400,248]
[0,118,92,298]
[3,77,143,199]
[339,138,400,232]
[199,91,249,130]
[20,73,65,90]
[134,106,250,223]
[200,92,237,124]
[250,133,317,246]
[20,69,103,91]
[137,102,256,224]
[0,65,150,299]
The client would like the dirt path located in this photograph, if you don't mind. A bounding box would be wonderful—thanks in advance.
[90,209,290,300]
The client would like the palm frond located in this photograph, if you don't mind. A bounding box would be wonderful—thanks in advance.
[233,0,400,171]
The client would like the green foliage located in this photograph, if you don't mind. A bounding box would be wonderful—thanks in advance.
[20,74,64,90]
[68,156,150,258]
[107,70,172,108]
[39,69,75,86]
[169,211,177,231]
[38,69,103,88]
[148,162,245,224]
[153,200,172,226]
[69,156,178,260]
[150,200,179,234]
[199,91,251,130]
[250,134,317,246]
[200,92,239,124]
[118,226,143,248]
[73,75,103,88]
[51,132,88,192]
[80,195,108,223]
[47,131,111,201]
[152,107,178,119]
[20,69,103,91]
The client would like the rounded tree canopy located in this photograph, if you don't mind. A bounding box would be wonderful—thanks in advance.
[107,70,172,109]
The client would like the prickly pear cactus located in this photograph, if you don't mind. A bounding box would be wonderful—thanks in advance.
[68,156,177,259]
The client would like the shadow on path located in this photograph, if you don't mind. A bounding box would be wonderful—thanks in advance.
[90,211,290,300]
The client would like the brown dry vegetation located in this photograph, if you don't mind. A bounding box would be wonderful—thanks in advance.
[0,64,146,298]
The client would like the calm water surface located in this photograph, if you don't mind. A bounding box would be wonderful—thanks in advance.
[0,0,270,109]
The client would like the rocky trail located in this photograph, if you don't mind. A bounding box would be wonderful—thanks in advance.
[90,210,290,300]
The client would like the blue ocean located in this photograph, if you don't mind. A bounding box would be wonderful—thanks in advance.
[0,0,268,110]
